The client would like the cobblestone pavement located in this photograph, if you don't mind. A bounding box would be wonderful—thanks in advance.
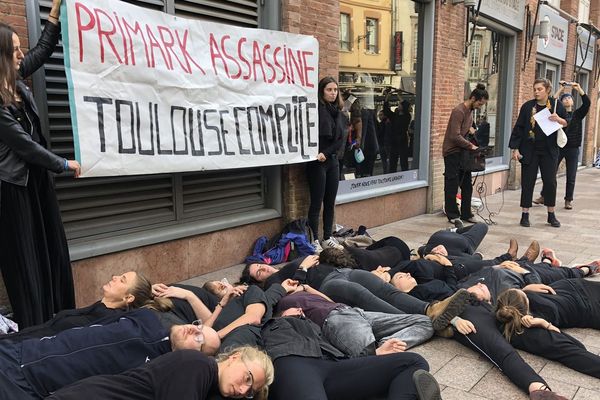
[184,167,600,399]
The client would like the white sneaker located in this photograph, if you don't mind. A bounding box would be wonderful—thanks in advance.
[321,237,343,251]
[312,240,323,254]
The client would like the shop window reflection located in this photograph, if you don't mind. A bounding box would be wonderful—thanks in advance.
[338,0,420,182]
[464,24,506,159]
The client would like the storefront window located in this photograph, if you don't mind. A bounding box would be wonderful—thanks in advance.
[337,0,423,192]
[464,24,507,159]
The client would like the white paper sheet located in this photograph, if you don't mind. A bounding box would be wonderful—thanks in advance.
[533,108,562,136]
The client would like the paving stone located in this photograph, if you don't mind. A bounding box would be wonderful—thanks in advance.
[469,368,529,400]
[573,387,600,400]
[441,386,489,400]
[539,361,600,391]
[433,355,492,391]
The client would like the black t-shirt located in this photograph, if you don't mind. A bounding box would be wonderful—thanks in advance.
[47,350,219,400]
[169,284,219,323]
[213,285,268,331]
[408,280,454,302]
[526,279,587,328]
[458,267,525,305]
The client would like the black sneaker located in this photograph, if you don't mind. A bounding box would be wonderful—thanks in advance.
[547,212,560,228]
[413,369,442,400]
[520,212,531,227]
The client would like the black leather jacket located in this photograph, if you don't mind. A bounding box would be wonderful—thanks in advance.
[0,21,65,189]
[261,316,346,361]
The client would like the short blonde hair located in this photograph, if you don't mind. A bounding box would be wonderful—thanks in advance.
[217,346,274,400]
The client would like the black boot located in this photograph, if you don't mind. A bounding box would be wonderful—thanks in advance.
[547,212,561,228]
[520,212,530,227]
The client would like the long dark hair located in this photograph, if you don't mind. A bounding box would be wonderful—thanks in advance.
[239,263,262,286]
[318,247,358,268]
[0,23,18,106]
[318,76,343,109]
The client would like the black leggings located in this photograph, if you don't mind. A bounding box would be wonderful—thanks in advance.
[520,261,584,284]
[453,304,545,393]
[511,328,600,379]
[269,353,428,400]
[425,223,488,257]
[306,157,339,240]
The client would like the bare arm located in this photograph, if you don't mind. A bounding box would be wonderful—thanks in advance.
[301,285,334,302]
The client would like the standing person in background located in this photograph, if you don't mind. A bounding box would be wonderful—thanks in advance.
[534,81,590,210]
[442,84,488,228]
[510,78,567,228]
[0,0,81,328]
[376,109,390,173]
[383,90,411,172]
[306,77,345,250]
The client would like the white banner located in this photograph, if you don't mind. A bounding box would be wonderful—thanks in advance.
[61,0,319,177]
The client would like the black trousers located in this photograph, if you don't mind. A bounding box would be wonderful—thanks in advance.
[520,149,558,208]
[306,156,339,240]
[520,261,584,285]
[387,140,409,172]
[444,152,473,220]
[511,328,600,379]
[425,223,488,258]
[269,353,428,400]
[541,147,579,201]
[453,304,545,393]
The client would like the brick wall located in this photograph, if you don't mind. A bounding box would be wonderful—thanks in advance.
[280,0,339,222]
[428,1,467,212]
[583,0,600,165]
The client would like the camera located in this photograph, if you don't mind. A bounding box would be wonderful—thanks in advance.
[560,81,574,86]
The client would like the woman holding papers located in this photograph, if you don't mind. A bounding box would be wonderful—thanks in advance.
[0,0,80,328]
[509,78,567,228]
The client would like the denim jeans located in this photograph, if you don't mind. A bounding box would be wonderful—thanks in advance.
[322,307,433,357]
[320,269,429,315]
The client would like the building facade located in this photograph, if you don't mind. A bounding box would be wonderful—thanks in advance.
[1,0,598,308]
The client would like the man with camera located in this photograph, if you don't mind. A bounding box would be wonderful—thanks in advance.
[533,81,590,210]
[442,84,489,228]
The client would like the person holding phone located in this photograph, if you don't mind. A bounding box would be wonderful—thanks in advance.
[533,81,590,210]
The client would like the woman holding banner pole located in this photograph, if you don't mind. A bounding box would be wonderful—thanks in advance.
[0,0,80,328]
[306,77,345,250]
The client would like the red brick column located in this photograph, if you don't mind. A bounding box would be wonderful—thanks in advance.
[583,0,600,164]
[428,1,468,211]
[280,0,339,221]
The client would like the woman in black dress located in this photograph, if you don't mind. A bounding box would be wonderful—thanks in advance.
[0,0,81,328]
